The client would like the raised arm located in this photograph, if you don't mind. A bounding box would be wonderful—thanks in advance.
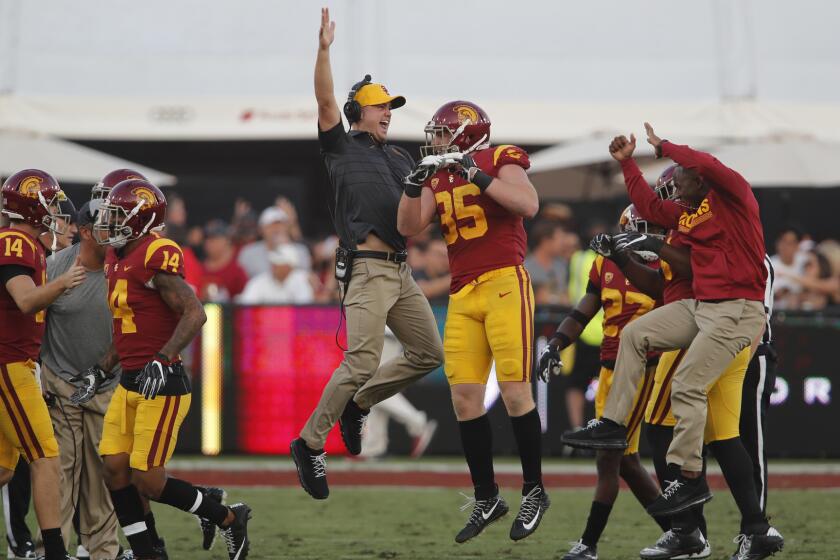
[645,122,751,200]
[315,7,340,131]
[610,135,682,228]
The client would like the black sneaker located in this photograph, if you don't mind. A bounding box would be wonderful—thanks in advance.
[640,529,708,559]
[646,477,713,517]
[290,438,329,499]
[509,486,550,541]
[220,503,252,560]
[561,418,628,450]
[338,399,369,455]
[8,538,37,559]
[562,540,598,560]
[730,527,784,560]
[455,493,509,543]
[196,486,227,550]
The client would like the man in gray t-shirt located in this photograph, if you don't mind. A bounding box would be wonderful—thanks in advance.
[40,201,120,559]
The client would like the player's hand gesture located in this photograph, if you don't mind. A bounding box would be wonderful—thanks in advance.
[319,7,336,50]
[644,122,664,158]
[537,342,564,382]
[609,135,636,162]
[138,355,171,400]
[69,365,112,405]
[59,255,86,290]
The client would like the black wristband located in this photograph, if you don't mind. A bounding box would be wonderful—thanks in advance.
[552,332,572,349]
[569,309,589,326]
[404,182,422,198]
[472,170,493,192]
[613,251,630,267]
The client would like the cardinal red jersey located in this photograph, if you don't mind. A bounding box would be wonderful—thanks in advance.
[0,229,47,362]
[589,255,659,363]
[426,145,530,293]
[105,234,185,371]
[661,230,695,304]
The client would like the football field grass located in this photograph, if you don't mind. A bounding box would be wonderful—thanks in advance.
[15,486,830,560]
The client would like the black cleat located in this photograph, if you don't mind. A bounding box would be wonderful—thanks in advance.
[455,493,509,544]
[196,486,227,550]
[640,529,708,560]
[646,477,713,517]
[509,486,550,541]
[561,418,628,450]
[117,551,162,560]
[153,538,168,560]
[562,540,599,560]
[730,527,784,560]
[8,538,36,559]
[290,438,329,499]
[220,503,252,560]
[338,399,369,456]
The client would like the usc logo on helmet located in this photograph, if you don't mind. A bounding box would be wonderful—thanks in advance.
[453,104,479,125]
[132,187,157,209]
[19,176,43,199]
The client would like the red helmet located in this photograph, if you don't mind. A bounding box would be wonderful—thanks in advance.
[619,204,666,237]
[1,169,70,234]
[92,168,148,200]
[94,179,166,247]
[655,164,679,201]
[421,100,491,157]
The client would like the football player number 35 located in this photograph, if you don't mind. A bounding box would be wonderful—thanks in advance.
[435,184,488,245]
[109,279,137,334]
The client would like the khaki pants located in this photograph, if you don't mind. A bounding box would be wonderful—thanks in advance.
[603,298,765,471]
[42,365,120,560]
[300,258,444,450]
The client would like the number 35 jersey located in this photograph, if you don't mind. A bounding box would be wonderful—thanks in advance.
[589,255,660,364]
[104,234,185,371]
[426,145,530,293]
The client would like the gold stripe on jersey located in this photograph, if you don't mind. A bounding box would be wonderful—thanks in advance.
[492,144,515,167]
[143,238,181,269]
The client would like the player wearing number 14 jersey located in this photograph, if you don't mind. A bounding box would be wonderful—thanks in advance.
[89,179,251,560]
[398,101,545,543]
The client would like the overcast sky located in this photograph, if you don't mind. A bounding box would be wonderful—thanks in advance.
[1,0,838,103]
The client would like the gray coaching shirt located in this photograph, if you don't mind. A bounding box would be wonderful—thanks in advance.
[41,244,120,389]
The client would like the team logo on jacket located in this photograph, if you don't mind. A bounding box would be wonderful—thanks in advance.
[19,176,43,198]
[678,198,714,233]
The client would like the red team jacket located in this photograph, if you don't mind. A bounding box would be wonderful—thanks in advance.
[589,255,660,364]
[0,228,47,363]
[660,231,695,304]
[104,234,186,371]
[425,145,530,293]
[621,142,766,302]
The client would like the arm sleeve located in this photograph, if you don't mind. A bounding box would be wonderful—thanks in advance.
[0,264,33,284]
[585,280,600,295]
[661,141,752,200]
[317,121,348,153]
[620,158,682,228]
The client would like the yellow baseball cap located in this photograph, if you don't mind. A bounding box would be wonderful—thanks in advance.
[354,83,406,109]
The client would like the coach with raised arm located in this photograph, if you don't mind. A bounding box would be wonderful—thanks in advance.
[290,7,444,500]
[562,125,784,558]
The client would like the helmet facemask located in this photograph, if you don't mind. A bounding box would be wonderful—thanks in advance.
[655,176,678,201]
[91,182,110,201]
[420,123,461,158]
[94,199,157,248]
[39,190,70,235]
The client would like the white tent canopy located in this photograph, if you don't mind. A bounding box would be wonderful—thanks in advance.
[0,129,176,186]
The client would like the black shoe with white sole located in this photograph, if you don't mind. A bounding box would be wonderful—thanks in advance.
[646,477,713,517]
[509,486,550,541]
[561,418,628,450]
[562,540,598,560]
[196,486,227,550]
[290,438,329,499]
[8,538,36,559]
[455,494,509,544]
[729,527,784,560]
[640,529,708,560]
[339,399,369,456]
[220,503,252,560]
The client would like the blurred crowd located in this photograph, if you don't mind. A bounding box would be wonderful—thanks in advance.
[140,195,839,312]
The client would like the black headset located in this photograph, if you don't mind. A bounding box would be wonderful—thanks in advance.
[343,74,372,124]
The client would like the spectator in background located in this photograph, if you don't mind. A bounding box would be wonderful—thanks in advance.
[237,244,314,304]
[162,194,203,291]
[230,198,259,247]
[199,220,248,302]
[238,205,311,278]
[526,220,576,306]
[770,226,808,309]
[312,235,341,303]
[780,247,840,310]
[414,238,451,306]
